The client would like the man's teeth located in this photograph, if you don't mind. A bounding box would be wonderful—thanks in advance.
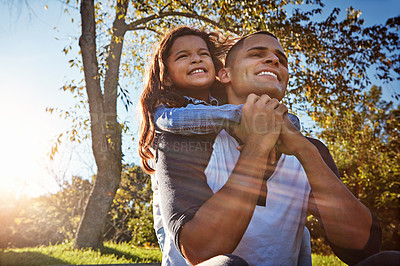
[257,71,277,78]
[191,69,205,74]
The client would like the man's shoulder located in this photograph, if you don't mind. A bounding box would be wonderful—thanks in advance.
[305,137,328,151]
[305,137,332,162]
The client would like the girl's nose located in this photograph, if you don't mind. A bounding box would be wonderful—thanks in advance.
[191,54,202,64]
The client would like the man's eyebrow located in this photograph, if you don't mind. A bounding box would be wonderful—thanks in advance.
[275,50,288,62]
[246,46,268,53]
[246,46,288,62]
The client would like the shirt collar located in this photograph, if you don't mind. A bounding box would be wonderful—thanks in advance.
[184,94,219,106]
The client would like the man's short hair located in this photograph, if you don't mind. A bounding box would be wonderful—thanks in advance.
[225,31,278,68]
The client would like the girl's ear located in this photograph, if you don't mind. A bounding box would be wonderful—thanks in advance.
[163,74,172,87]
[218,68,231,84]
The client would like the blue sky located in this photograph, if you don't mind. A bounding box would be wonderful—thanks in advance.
[0,0,399,198]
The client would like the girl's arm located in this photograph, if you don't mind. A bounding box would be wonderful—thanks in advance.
[154,104,301,135]
[154,103,243,135]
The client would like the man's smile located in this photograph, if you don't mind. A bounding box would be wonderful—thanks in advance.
[256,69,280,81]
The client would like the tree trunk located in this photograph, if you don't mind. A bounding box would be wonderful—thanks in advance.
[74,0,126,249]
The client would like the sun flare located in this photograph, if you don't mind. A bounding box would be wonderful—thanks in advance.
[0,91,58,200]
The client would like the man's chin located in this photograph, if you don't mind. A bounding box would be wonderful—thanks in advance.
[254,87,285,100]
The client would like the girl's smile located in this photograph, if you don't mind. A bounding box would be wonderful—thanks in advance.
[166,35,216,101]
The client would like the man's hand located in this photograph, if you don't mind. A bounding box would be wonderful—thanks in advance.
[234,94,287,156]
[276,113,309,157]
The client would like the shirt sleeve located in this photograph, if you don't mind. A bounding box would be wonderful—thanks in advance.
[154,132,216,255]
[307,137,382,265]
[154,104,243,135]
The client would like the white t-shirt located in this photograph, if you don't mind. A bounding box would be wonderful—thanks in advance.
[204,130,311,266]
[155,129,312,266]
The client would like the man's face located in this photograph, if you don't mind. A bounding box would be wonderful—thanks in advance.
[221,34,289,103]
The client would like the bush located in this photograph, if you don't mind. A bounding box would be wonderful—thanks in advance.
[105,165,157,246]
[0,176,92,248]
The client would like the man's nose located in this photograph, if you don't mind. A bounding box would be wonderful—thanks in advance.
[263,54,279,67]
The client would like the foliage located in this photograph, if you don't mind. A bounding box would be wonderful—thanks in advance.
[306,215,333,255]
[306,86,400,252]
[311,254,346,265]
[286,9,399,118]
[0,177,92,248]
[105,164,157,246]
[318,86,400,250]
[54,2,400,144]
[0,242,162,266]
[0,165,157,249]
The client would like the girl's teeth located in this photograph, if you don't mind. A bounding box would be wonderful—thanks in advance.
[191,69,205,74]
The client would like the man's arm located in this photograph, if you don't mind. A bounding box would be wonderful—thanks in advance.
[277,115,378,254]
[307,137,381,265]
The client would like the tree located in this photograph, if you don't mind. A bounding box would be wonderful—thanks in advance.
[105,164,157,246]
[54,0,398,249]
[317,86,400,250]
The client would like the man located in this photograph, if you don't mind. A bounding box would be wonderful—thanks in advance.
[154,32,382,265]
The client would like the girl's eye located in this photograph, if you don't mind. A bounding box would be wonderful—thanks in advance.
[176,54,188,60]
[200,52,211,57]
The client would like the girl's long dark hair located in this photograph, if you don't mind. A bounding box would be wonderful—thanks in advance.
[139,26,230,174]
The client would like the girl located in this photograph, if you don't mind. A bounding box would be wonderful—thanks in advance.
[139,26,241,174]
[138,26,244,265]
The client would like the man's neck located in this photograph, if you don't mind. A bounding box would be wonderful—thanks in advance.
[226,86,247,105]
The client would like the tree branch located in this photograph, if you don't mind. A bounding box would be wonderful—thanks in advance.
[159,3,170,13]
[103,0,129,115]
[79,0,108,162]
[130,26,161,36]
[126,11,239,35]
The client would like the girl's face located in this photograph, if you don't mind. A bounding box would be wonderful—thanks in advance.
[165,35,216,101]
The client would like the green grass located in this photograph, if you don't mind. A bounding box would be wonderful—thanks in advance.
[312,254,347,265]
[1,243,346,266]
[0,242,162,266]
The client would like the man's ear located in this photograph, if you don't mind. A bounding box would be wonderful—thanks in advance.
[218,68,231,84]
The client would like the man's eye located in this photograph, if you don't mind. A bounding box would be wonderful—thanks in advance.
[279,58,288,67]
[251,52,263,58]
